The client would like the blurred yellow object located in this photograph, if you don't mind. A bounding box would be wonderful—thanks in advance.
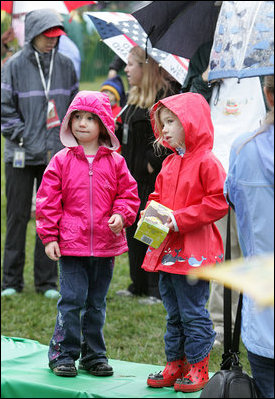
[188,254,274,307]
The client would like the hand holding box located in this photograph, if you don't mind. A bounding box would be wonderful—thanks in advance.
[134,200,173,248]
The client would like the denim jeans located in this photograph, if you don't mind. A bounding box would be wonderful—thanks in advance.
[247,350,274,398]
[48,256,114,368]
[159,271,215,364]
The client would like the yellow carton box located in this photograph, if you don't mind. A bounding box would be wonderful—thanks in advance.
[134,200,173,248]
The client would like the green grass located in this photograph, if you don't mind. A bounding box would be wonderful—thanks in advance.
[1,78,251,374]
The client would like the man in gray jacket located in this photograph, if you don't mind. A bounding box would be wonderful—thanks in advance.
[1,9,78,298]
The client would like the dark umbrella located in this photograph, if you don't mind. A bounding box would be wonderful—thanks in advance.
[132,1,222,60]
[86,11,189,84]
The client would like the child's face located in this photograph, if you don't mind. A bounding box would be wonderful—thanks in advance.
[159,108,185,149]
[71,111,100,146]
[102,90,117,106]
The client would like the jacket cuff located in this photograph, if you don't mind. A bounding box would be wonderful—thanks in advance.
[42,237,58,245]
[171,213,179,232]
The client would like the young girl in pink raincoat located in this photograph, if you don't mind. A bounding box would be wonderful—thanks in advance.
[142,92,228,393]
[36,91,140,378]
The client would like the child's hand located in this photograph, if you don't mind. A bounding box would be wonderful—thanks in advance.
[140,210,145,218]
[108,214,123,235]
[45,241,61,261]
[165,216,174,231]
[147,162,154,174]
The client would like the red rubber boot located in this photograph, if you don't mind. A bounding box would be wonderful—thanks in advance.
[174,353,210,393]
[147,356,190,388]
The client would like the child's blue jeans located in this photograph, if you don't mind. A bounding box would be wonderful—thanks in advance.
[159,271,215,364]
[48,256,114,368]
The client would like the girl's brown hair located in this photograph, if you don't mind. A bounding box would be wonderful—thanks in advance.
[96,115,112,147]
[127,46,171,109]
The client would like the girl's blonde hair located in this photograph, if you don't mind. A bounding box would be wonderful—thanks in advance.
[152,104,168,149]
[151,104,179,155]
[237,75,274,153]
[127,46,171,109]
[69,111,111,147]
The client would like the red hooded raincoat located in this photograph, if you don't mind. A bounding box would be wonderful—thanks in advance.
[141,93,228,275]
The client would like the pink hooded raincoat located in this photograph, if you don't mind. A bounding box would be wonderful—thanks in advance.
[141,92,228,275]
[36,91,140,257]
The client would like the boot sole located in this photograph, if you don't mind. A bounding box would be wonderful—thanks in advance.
[147,378,177,388]
[53,370,77,377]
[89,370,113,376]
[79,364,113,376]
[174,380,208,392]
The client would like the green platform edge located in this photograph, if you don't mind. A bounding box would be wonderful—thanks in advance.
[1,336,213,398]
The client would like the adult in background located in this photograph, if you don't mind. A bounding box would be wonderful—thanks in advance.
[1,8,78,299]
[207,74,266,345]
[182,42,266,345]
[116,46,181,302]
[1,26,15,66]
[224,75,274,398]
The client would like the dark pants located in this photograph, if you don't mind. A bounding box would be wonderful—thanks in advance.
[126,220,160,298]
[48,256,114,368]
[247,350,274,398]
[1,163,58,293]
[126,179,160,298]
[159,272,215,363]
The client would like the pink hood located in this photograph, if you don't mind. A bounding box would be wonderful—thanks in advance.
[60,90,120,151]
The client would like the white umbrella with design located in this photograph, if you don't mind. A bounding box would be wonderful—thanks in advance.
[208,1,274,81]
[1,1,97,15]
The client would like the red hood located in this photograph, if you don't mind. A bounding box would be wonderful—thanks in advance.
[150,92,214,154]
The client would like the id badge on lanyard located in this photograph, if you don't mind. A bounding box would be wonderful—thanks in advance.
[46,99,60,129]
[13,138,25,168]
[35,50,60,129]
[122,123,129,144]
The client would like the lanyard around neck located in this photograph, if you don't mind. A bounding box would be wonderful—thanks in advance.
[35,49,54,101]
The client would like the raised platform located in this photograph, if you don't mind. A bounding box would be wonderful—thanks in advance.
[1,336,210,398]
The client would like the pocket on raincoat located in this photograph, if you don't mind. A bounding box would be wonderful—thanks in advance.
[59,219,79,242]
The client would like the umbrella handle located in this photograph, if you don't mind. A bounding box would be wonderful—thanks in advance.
[145,25,155,63]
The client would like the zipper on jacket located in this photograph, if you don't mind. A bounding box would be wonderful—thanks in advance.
[88,163,93,256]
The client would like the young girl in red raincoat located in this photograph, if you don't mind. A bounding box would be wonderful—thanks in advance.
[142,92,228,393]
